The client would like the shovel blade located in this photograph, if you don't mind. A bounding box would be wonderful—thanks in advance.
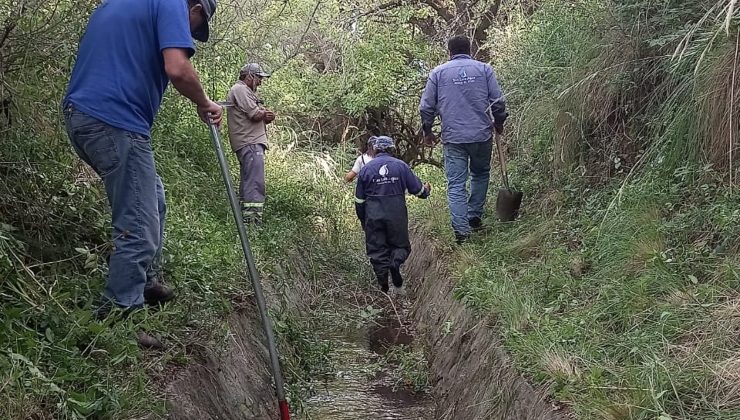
[496,188,523,222]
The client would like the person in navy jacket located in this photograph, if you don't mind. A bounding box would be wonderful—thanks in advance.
[355,136,432,293]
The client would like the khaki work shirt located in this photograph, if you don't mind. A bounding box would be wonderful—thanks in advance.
[227,81,268,152]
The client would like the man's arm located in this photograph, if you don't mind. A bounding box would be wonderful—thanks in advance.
[486,65,507,132]
[345,156,363,182]
[156,0,222,125]
[232,88,275,123]
[419,71,438,137]
[163,49,221,124]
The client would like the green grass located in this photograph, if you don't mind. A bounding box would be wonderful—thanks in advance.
[386,345,431,394]
[401,3,740,417]
[409,159,740,419]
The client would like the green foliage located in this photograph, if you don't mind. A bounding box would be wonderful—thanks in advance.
[0,104,368,417]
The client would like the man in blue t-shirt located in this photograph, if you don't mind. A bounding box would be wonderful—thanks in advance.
[63,0,223,318]
[355,136,431,293]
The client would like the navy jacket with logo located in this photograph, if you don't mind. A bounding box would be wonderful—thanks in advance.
[354,153,429,224]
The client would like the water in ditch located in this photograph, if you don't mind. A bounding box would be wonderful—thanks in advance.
[304,301,434,419]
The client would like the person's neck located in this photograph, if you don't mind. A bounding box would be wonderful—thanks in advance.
[450,53,471,59]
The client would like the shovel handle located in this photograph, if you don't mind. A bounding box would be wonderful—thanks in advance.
[488,106,510,191]
[496,132,510,191]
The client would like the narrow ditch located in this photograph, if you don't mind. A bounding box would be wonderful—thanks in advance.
[305,300,435,419]
[164,228,566,419]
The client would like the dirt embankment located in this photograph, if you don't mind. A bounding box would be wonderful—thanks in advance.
[164,300,276,420]
[407,228,565,420]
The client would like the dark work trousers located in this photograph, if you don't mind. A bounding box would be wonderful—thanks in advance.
[364,196,411,288]
[236,144,266,216]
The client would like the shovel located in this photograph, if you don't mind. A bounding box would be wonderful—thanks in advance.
[493,127,523,222]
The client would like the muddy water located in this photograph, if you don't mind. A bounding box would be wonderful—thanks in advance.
[305,308,434,419]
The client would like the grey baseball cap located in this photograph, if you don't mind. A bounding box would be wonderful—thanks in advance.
[240,63,271,78]
[191,0,217,42]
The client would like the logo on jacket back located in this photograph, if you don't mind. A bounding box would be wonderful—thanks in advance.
[379,164,389,177]
[453,66,476,85]
[374,163,399,186]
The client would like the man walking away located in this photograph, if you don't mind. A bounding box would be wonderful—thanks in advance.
[355,136,431,293]
[227,63,275,226]
[63,0,223,324]
[419,35,508,244]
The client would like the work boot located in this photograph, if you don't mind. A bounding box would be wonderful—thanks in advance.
[469,216,483,231]
[390,266,404,288]
[377,273,390,293]
[243,212,263,227]
[455,232,469,245]
[393,285,407,297]
[93,296,146,321]
[144,283,175,306]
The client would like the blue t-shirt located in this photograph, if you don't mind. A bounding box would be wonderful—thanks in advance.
[65,0,195,136]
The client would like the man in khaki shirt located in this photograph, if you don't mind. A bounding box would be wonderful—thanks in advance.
[227,63,275,225]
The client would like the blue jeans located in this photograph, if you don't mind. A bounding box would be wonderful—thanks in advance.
[443,140,493,236]
[63,104,165,308]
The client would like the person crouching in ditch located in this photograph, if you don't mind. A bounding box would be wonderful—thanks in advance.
[355,136,432,294]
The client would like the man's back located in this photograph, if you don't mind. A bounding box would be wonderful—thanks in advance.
[419,54,506,144]
[65,0,194,136]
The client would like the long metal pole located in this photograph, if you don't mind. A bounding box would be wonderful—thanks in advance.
[207,121,291,420]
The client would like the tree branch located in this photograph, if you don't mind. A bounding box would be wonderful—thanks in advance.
[472,0,502,60]
[277,0,323,68]
[420,0,455,23]
[475,0,502,38]
[355,0,406,19]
